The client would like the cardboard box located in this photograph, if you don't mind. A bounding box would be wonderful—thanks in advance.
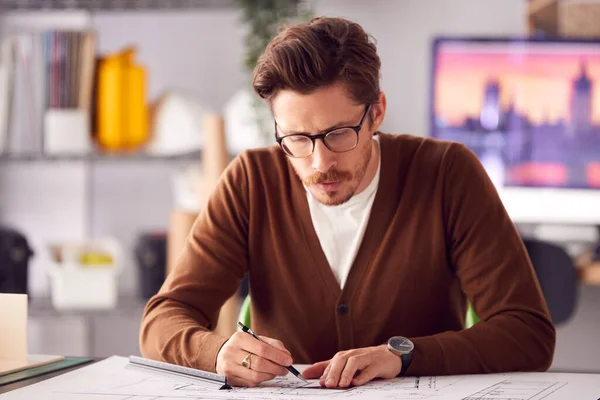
[528,0,600,37]
[166,209,197,277]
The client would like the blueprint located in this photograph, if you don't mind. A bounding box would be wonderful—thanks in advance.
[1,356,599,399]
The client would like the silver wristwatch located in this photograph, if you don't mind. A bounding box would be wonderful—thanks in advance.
[387,336,414,376]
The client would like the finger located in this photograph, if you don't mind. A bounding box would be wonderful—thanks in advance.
[218,350,276,387]
[233,350,288,377]
[319,361,332,386]
[323,353,348,388]
[238,335,293,367]
[258,336,292,355]
[351,365,379,387]
[338,356,370,388]
[302,360,330,379]
[228,360,278,386]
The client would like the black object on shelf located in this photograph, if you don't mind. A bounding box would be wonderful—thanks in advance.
[135,232,167,299]
[0,0,236,11]
[0,227,34,295]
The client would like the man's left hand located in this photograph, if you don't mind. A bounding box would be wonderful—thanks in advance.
[301,344,402,388]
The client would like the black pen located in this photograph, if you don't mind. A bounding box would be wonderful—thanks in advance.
[237,321,307,383]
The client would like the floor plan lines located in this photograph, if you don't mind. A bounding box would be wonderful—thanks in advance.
[462,379,568,400]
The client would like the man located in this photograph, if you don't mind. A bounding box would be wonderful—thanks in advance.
[140,17,555,388]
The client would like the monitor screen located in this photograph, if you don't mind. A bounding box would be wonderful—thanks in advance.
[430,38,600,190]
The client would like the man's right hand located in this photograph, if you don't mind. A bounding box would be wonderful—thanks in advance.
[216,331,293,387]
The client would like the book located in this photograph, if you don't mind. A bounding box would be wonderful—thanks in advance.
[0,356,92,387]
[0,355,65,377]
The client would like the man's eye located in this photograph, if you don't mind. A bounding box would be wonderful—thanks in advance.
[288,136,306,143]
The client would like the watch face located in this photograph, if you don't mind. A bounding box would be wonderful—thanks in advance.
[388,336,414,355]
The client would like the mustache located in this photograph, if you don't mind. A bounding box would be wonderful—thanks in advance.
[302,169,353,186]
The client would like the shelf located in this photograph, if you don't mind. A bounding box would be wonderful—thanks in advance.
[27,295,148,317]
[0,0,237,11]
[0,151,201,163]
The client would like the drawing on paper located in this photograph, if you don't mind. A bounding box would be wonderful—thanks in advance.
[3,356,593,400]
[462,379,568,400]
[421,376,467,391]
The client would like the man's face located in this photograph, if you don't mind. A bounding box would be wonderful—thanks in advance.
[272,83,383,206]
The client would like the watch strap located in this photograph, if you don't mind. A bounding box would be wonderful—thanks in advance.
[398,352,412,376]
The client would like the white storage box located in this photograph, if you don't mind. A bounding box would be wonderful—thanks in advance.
[43,109,92,155]
[47,238,122,311]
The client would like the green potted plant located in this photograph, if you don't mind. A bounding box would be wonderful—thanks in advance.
[238,0,313,72]
[223,0,312,151]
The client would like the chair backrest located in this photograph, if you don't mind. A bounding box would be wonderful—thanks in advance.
[522,238,578,325]
[465,302,479,328]
[238,295,252,330]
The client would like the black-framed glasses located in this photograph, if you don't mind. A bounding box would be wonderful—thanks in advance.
[275,105,372,158]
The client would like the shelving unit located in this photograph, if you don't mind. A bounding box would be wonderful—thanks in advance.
[0,0,237,11]
[0,151,201,163]
[0,0,240,358]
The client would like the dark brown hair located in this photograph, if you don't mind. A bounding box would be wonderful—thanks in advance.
[252,17,381,108]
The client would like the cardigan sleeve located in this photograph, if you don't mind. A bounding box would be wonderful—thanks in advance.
[139,152,250,373]
[407,143,555,376]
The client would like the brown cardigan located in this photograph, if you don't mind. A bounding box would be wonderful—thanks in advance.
[140,133,555,376]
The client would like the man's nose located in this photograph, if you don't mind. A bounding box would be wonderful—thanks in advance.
[311,139,336,173]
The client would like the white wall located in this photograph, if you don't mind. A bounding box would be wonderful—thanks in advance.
[314,0,527,136]
[1,0,600,371]
[90,9,247,110]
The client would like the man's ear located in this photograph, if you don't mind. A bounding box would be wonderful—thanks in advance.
[370,91,387,133]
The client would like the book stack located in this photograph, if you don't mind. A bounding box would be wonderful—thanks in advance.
[0,29,96,156]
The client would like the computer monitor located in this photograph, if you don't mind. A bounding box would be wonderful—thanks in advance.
[430,37,600,225]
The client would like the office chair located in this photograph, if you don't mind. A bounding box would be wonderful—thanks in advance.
[522,238,579,325]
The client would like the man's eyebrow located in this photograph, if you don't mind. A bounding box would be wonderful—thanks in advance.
[279,119,357,135]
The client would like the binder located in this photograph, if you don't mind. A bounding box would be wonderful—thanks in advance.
[0,357,93,387]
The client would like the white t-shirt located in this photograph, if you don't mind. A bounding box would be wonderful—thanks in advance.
[306,137,381,289]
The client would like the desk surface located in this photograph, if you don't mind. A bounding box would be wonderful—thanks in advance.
[0,357,598,399]
[0,359,95,394]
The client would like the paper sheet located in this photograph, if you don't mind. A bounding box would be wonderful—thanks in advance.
[1,356,599,400]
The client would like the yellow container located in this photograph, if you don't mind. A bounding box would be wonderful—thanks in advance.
[125,64,148,149]
[97,48,149,152]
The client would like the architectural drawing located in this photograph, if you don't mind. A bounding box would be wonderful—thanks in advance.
[421,376,467,391]
[462,379,568,400]
[0,356,596,400]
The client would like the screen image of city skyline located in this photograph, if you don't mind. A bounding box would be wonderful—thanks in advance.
[434,48,600,126]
